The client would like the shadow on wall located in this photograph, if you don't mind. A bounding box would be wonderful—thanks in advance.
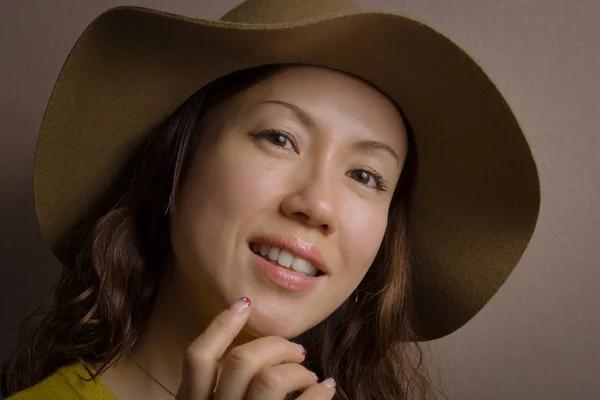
[0,170,62,368]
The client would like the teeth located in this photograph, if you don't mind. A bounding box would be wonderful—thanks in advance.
[251,243,319,277]
[259,244,270,256]
[277,250,294,268]
[291,257,317,276]
[267,246,280,261]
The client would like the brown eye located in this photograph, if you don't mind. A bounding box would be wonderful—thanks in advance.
[347,168,388,192]
[251,129,298,152]
[266,133,294,150]
[350,170,377,188]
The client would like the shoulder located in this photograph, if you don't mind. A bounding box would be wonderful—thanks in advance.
[6,362,118,400]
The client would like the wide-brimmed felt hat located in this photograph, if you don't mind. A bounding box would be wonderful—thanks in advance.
[33,0,540,341]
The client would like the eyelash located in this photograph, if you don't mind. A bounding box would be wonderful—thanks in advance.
[250,128,388,192]
[351,168,389,192]
[250,128,298,152]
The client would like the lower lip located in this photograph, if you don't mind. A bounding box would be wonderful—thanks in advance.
[252,252,321,292]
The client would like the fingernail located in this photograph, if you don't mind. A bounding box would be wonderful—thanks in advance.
[323,377,336,389]
[294,343,307,355]
[311,371,319,382]
[231,297,251,312]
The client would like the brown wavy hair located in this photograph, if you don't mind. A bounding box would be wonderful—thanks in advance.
[1,64,444,399]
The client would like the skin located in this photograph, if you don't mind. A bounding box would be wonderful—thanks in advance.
[99,66,408,399]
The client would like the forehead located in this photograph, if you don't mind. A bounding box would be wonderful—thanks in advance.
[231,66,408,153]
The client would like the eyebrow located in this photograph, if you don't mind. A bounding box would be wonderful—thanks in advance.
[355,140,401,165]
[261,99,400,164]
[261,100,317,130]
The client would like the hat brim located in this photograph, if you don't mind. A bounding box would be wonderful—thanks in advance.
[34,6,540,340]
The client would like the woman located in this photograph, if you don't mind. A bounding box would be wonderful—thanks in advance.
[1,0,541,399]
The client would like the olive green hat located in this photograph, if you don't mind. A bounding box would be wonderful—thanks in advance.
[33,0,540,340]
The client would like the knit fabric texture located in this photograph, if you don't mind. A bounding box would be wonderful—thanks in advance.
[7,362,117,400]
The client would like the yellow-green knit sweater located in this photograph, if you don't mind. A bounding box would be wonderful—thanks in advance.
[6,362,118,399]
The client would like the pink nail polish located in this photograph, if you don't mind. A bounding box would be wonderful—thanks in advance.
[323,377,336,389]
[231,297,251,312]
[311,372,319,382]
[295,343,307,355]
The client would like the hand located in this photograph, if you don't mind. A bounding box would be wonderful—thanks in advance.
[175,296,337,399]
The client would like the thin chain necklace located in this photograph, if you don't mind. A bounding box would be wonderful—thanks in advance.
[128,354,176,397]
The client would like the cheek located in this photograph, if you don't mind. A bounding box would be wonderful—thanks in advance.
[173,144,285,253]
[199,150,286,222]
[341,203,388,274]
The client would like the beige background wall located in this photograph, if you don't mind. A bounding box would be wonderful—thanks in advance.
[1,1,598,398]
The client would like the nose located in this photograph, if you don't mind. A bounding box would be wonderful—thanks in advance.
[280,169,339,235]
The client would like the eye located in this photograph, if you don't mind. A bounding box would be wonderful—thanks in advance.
[348,168,388,192]
[251,129,298,152]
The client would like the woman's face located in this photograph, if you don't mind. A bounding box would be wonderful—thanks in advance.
[170,66,407,338]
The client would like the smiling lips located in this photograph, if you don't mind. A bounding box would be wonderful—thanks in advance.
[250,243,319,276]
[249,235,328,292]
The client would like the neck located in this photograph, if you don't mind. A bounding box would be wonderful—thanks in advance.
[98,265,254,399]
[127,269,192,395]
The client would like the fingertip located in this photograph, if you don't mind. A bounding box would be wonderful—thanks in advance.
[311,371,319,382]
[231,296,252,313]
[294,343,307,356]
[323,377,336,390]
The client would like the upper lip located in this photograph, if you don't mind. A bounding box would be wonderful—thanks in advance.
[250,234,328,274]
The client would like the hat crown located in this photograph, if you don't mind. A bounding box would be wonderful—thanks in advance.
[220,0,362,24]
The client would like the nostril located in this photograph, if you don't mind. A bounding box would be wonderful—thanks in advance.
[292,211,310,221]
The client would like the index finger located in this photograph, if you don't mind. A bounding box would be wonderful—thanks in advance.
[177,297,252,399]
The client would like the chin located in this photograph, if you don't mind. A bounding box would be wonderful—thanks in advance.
[243,309,315,339]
